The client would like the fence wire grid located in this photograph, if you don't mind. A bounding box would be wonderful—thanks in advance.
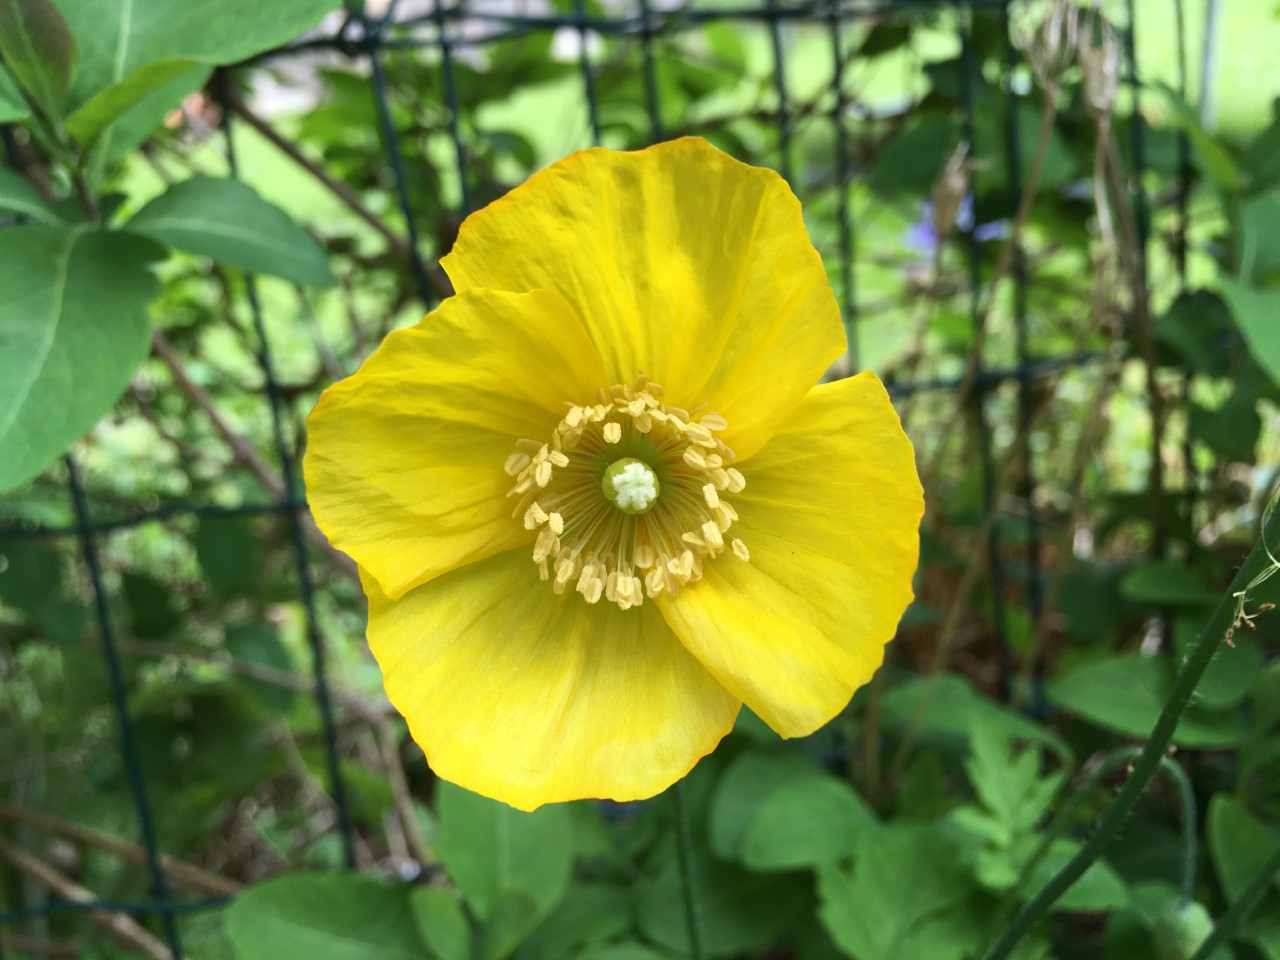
[0,0,1198,956]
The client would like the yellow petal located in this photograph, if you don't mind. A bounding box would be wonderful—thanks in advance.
[657,372,922,738]
[364,551,740,811]
[441,137,845,460]
[304,288,607,600]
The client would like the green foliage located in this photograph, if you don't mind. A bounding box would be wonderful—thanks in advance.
[0,225,160,492]
[4,3,1280,960]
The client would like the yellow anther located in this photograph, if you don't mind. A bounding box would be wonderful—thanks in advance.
[504,451,531,476]
[548,512,564,535]
[732,538,750,561]
[524,502,549,530]
[603,422,622,443]
[725,467,746,493]
[702,483,720,509]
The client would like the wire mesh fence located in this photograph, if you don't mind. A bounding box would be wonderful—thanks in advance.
[0,0,1206,956]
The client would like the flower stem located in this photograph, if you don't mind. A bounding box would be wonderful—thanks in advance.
[1188,842,1280,960]
[674,779,705,960]
[983,496,1280,960]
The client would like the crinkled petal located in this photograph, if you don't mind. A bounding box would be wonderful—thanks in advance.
[363,551,740,810]
[441,137,845,460]
[304,288,607,600]
[657,372,922,737]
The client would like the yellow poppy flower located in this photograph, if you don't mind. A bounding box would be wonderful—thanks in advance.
[304,137,923,811]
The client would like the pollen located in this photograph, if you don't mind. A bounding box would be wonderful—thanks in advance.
[503,375,751,610]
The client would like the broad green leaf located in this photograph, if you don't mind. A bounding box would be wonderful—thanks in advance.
[60,0,337,146]
[515,883,631,960]
[1119,563,1217,607]
[66,57,201,148]
[1207,794,1280,949]
[637,839,810,957]
[88,64,209,166]
[0,225,159,493]
[477,892,542,960]
[126,177,335,287]
[1189,389,1262,464]
[0,64,29,122]
[1173,615,1262,710]
[1048,655,1242,749]
[709,748,833,861]
[0,0,76,115]
[1152,81,1240,191]
[868,117,958,196]
[1238,192,1280,285]
[817,826,978,960]
[1025,839,1130,913]
[195,515,264,599]
[577,948,671,960]
[0,168,61,223]
[225,623,295,715]
[226,873,429,960]
[122,571,180,639]
[434,782,573,925]
[409,887,472,960]
[740,776,877,871]
[879,674,1072,762]
[1220,277,1280,387]
[0,540,85,644]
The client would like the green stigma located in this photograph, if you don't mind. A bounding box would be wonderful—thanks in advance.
[601,458,660,515]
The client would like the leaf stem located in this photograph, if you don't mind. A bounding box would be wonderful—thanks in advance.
[982,498,1280,960]
[674,779,705,960]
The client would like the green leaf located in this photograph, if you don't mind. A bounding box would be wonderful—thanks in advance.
[58,0,335,150]
[708,748,831,860]
[740,776,877,871]
[1048,655,1243,749]
[868,117,958,196]
[637,839,810,957]
[126,177,335,287]
[1238,192,1280,285]
[0,168,62,223]
[1026,839,1130,913]
[477,891,542,960]
[0,64,30,121]
[964,722,1063,838]
[0,0,76,115]
[66,57,202,148]
[409,887,472,960]
[1152,81,1240,191]
[195,515,264,599]
[434,782,573,925]
[1173,615,1262,711]
[1220,277,1280,387]
[515,883,632,960]
[1207,794,1280,949]
[0,225,159,493]
[1119,563,1217,607]
[225,623,295,714]
[817,826,978,960]
[226,873,429,960]
[1189,389,1262,463]
[123,571,180,639]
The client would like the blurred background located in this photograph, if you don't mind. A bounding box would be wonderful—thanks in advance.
[2,0,1280,958]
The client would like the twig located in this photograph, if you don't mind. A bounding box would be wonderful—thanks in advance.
[0,804,240,897]
[374,720,434,868]
[224,89,452,301]
[150,330,360,586]
[0,836,171,960]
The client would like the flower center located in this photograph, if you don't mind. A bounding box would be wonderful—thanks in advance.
[601,458,660,514]
[502,375,750,611]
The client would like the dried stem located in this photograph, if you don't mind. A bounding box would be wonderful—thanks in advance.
[0,804,240,897]
[0,836,171,960]
[150,330,360,585]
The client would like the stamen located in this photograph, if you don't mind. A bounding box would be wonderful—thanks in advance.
[502,375,751,610]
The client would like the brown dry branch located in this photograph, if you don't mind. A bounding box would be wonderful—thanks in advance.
[0,836,172,960]
[0,804,241,897]
[149,330,360,586]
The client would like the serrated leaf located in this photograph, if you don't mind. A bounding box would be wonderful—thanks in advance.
[226,873,428,960]
[0,225,159,493]
[126,177,334,287]
[0,0,76,115]
[0,168,62,224]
